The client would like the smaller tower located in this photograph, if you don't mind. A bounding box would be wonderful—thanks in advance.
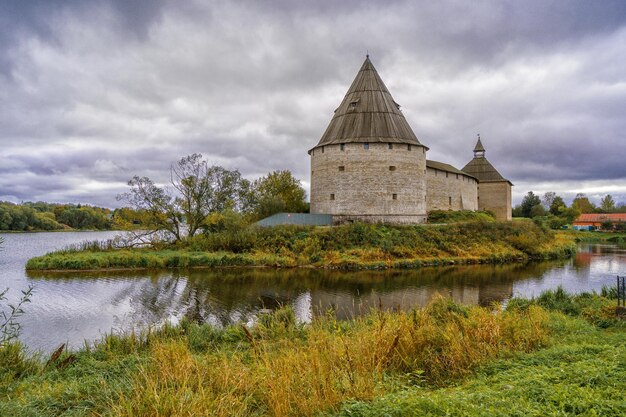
[462,136,513,221]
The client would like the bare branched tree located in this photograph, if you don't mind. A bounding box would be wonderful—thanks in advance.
[118,154,251,243]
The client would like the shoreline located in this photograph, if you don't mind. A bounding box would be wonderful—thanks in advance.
[26,253,558,273]
[25,222,578,272]
[1,289,623,416]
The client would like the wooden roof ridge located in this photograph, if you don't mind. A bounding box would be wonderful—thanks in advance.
[311,56,427,151]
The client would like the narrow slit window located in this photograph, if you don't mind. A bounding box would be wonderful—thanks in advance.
[340,143,345,151]
[392,194,398,200]
[446,172,449,178]
[364,143,369,150]
[408,144,412,151]
[456,174,459,179]
[338,166,345,172]
[330,194,335,201]
[389,166,396,171]
[388,143,393,150]
[321,146,324,153]
[449,197,452,206]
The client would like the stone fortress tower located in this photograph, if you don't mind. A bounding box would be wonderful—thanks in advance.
[309,56,429,224]
[309,56,511,224]
[462,136,513,221]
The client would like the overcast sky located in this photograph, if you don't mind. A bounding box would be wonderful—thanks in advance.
[1,0,625,208]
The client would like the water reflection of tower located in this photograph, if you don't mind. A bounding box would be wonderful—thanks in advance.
[308,282,513,320]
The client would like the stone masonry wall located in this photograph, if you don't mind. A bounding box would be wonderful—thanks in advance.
[310,143,427,222]
[425,167,478,212]
[478,181,512,221]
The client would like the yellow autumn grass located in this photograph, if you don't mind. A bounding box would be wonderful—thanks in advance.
[112,297,549,417]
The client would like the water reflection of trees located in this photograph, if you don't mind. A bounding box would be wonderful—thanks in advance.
[27,259,573,326]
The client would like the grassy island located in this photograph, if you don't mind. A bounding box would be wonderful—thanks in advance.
[1,289,624,416]
[26,221,576,271]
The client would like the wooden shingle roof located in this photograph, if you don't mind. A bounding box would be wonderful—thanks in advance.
[311,57,426,151]
[426,160,477,180]
[462,138,512,184]
[462,157,511,184]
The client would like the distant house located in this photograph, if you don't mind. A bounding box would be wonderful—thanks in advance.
[573,213,626,230]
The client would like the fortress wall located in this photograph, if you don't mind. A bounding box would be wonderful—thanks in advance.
[478,181,512,221]
[310,143,427,223]
[425,167,478,212]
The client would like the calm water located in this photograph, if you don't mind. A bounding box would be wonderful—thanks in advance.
[1,231,625,353]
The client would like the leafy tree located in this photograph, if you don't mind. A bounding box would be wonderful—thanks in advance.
[530,204,547,218]
[572,193,595,214]
[251,170,308,219]
[558,205,580,224]
[600,195,616,213]
[549,196,566,216]
[520,191,542,218]
[542,192,556,210]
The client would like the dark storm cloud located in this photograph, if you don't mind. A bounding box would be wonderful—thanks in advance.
[1,0,626,206]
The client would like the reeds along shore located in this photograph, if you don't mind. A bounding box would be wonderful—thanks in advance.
[0,289,624,416]
[26,221,577,270]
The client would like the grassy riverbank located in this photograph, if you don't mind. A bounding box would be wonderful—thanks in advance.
[561,229,626,244]
[0,289,624,416]
[26,221,576,271]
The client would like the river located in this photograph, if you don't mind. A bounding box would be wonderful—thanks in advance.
[1,231,625,353]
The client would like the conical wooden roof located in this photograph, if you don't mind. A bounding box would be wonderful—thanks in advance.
[462,157,507,182]
[473,137,485,152]
[312,57,425,150]
[462,139,512,184]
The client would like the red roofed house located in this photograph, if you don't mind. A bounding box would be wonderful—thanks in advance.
[573,213,626,230]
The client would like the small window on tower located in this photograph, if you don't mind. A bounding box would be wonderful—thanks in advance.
[392,194,398,200]
[364,143,369,150]
[338,166,345,172]
[321,146,324,153]
[449,197,452,206]
[408,144,412,151]
[348,97,360,110]
[388,143,393,150]
[330,194,335,200]
[340,143,345,151]
[389,166,396,171]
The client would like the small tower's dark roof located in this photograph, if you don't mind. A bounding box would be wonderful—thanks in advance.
[311,56,426,151]
[462,138,512,184]
[473,137,485,152]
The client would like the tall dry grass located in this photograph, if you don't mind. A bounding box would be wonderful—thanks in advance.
[111,297,550,417]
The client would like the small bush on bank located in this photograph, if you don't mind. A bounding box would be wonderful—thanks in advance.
[427,210,496,224]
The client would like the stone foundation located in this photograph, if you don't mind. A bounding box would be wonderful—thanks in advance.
[332,214,427,225]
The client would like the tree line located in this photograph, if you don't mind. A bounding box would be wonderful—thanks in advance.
[0,202,113,231]
[513,191,626,229]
